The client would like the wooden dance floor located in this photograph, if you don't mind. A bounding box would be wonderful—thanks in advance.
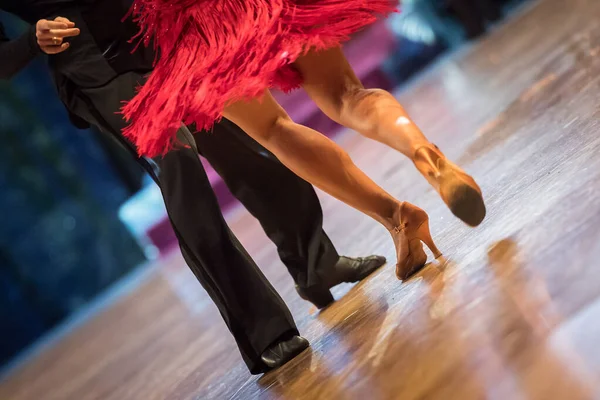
[3,0,600,398]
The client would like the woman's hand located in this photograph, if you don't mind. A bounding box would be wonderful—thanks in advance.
[35,17,80,55]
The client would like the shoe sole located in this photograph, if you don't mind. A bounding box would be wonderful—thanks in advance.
[446,181,486,227]
[435,158,486,227]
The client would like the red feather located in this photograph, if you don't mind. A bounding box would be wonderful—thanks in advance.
[122,0,399,157]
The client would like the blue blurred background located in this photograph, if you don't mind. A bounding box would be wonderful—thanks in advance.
[0,0,524,374]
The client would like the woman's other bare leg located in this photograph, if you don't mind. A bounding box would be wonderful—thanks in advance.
[293,47,485,226]
[293,47,429,156]
[224,91,400,229]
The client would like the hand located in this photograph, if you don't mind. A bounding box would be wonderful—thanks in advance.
[35,17,80,55]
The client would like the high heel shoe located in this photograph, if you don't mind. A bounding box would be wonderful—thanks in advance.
[391,202,442,280]
[413,145,486,227]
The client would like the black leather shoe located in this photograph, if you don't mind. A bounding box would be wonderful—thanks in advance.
[296,255,386,309]
[261,335,309,370]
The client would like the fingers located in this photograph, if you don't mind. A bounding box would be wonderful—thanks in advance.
[54,17,76,28]
[36,17,80,40]
[38,27,80,40]
[42,43,71,55]
[37,20,69,31]
[36,18,79,55]
[38,37,63,46]
[49,28,80,38]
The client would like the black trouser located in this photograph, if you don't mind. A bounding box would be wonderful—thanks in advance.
[69,72,338,373]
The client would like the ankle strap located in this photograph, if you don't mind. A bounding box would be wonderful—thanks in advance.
[390,223,407,234]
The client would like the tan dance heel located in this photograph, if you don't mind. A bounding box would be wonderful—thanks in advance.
[391,202,442,280]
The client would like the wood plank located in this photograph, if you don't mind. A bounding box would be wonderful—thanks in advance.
[2,0,600,398]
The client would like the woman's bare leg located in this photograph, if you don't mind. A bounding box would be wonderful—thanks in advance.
[223,90,440,279]
[224,91,400,229]
[293,47,429,156]
[293,47,486,227]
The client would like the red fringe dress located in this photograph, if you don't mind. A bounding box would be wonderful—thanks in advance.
[122,0,399,157]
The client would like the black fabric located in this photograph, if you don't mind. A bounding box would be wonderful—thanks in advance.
[1,2,341,371]
[67,74,297,374]
[0,0,78,23]
[194,122,340,288]
[154,143,299,374]
[66,71,339,373]
[80,0,155,75]
[1,0,154,123]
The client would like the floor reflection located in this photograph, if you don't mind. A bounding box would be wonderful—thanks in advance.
[485,238,597,399]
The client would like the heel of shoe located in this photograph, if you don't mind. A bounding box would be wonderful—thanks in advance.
[415,219,442,258]
[396,238,428,280]
[295,285,335,309]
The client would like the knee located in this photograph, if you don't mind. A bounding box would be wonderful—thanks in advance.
[256,114,294,145]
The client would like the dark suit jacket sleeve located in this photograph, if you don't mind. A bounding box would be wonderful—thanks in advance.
[0,22,41,79]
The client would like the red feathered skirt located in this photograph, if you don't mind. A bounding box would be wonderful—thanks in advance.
[122,0,399,157]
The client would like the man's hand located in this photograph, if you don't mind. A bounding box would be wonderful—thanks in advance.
[35,17,80,55]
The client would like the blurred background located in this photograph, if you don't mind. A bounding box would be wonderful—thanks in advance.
[0,0,526,376]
